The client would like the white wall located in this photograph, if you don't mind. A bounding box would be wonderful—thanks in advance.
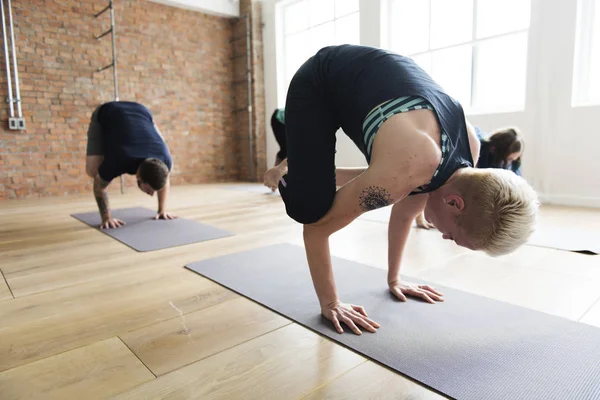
[262,0,600,207]
[147,0,240,17]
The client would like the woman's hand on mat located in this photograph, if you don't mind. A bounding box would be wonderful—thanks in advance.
[322,301,381,335]
[154,211,178,220]
[388,280,444,303]
[100,218,125,229]
[415,212,435,230]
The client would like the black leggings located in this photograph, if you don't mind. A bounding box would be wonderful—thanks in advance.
[278,58,340,225]
[270,110,287,163]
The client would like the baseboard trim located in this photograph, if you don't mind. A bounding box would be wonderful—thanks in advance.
[538,193,600,209]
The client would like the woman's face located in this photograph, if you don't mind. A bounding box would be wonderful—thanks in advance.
[506,151,522,164]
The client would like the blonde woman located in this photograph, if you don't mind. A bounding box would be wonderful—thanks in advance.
[264,45,538,335]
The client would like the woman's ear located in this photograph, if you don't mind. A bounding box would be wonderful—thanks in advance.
[444,194,465,211]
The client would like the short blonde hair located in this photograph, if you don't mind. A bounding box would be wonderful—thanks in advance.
[453,169,539,256]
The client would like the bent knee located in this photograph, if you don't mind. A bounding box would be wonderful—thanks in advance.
[282,188,335,225]
[86,156,103,178]
[85,167,97,179]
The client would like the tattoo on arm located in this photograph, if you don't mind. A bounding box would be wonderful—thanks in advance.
[93,177,110,219]
[359,186,392,211]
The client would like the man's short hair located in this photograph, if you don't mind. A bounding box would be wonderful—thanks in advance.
[138,158,169,190]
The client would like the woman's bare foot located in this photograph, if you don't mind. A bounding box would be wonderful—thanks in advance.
[415,211,435,229]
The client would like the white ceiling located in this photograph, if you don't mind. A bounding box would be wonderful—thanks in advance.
[147,0,240,18]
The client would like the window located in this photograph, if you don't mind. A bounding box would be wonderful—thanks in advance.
[573,0,600,106]
[389,0,531,114]
[279,0,360,99]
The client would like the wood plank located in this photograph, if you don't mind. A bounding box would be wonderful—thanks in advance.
[302,361,445,400]
[1,208,299,294]
[113,324,365,400]
[0,267,238,373]
[120,297,291,376]
[0,270,12,301]
[0,337,154,400]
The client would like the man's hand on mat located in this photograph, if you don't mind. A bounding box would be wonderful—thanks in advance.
[415,212,435,230]
[388,280,444,303]
[322,301,381,335]
[100,218,125,229]
[154,211,178,220]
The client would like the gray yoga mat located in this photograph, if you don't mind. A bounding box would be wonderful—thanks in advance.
[226,183,279,195]
[527,226,599,255]
[186,243,600,400]
[72,207,233,252]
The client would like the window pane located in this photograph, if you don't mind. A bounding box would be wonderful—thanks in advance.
[412,53,432,76]
[285,31,310,86]
[390,0,430,55]
[476,0,531,39]
[430,0,473,49]
[474,33,528,111]
[284,1,308,35]
[309,0,334,26]
[590,1,600,102]
[335,0,359,18]
[335,12,360,44]
[308,21,335,56]
[431,45,473,108]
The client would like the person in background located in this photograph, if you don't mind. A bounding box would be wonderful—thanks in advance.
[271,108,287,167]
[475,126,523,175]
[85,101,177,229]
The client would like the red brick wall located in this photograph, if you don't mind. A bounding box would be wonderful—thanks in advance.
[0,0,242,199]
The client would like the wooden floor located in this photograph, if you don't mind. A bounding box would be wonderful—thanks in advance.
[1,183,600,399]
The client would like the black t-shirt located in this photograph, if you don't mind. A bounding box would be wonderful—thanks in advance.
[96,101,172,182]
[309,44,474,194]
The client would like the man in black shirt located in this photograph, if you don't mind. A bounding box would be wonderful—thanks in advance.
[85,101,177,229]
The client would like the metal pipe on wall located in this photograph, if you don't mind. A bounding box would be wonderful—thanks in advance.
[7,0,21,118]
[245,13,255,181]
[0,0,14,118]
[110,0,122,191]
[109,0,119,101]
[95,0,122,193]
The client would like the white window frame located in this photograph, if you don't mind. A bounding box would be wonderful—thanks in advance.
[573,0,599,106]
[276,0,360,106]
[387,0,531,115]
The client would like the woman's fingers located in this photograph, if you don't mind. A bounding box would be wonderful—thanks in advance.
[348,306,379,331]
[347,312,377,333]
[392,286,407,302]
[404,287,435,304]
[325,304,381,335]
[331,313,344,334]
[360,316,381,332]
[351,304,368,317]
[420,285,443,296]
[424,291,444,302]
[340,315,362,335]
[415,290,435,304]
